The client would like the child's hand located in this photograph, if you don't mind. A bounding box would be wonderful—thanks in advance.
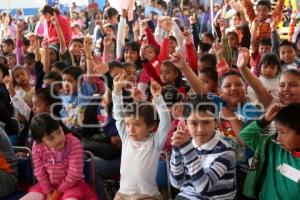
[16,21,24,34]
[3,75,13,91]
[46,192,52,200]
[170,51,188,70]
[51,190,63,200]
[218,18,227,34]
[183,31,193,45]
[171,121,190,147]
[162,17,172,33]
[212,41,224,59]
[131,87,144,101]
[150,79,162,99]
[236,47,250,69]
[51,13,59,26]
[113,73,126,94]
[133,21,140,33]
[84,35,93,50]
[122,9,128,18]
[264,103,282,122]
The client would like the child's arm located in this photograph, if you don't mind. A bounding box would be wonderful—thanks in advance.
[3,76,31,121]
[116,9,127,59]
[145,27,160,50]
[219,18,232,67]
[250,19,260,53]
[58,135,84,193]
[213,41,230,77]
[237,48,273,108]
[16,22,24,66]
[241,103,280,150]
[271,19,280,56]
[32,142,53,194]
[169,147,185,188]
[172,52,208,95]
[52,13,67,55]
[112,74,127,140]
[172,20,185,54]
[243,0,256,22]
[41,40,51,74]
[151,80,171,149]
[273,0,285,25]
[158,37,170,63]
[143,62,163,85]
[183,31,198,73]
[154,17,165,44]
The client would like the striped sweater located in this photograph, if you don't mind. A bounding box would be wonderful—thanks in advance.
[170,134,236,200]
[32,133,84,194]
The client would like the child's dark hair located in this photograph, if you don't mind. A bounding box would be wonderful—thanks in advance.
[104,7,118,19]
[108,60,124,71]
[62,66,83,81]
[279,40,297,51]
[199,67,218,83]
[256,0,272,10]
[274,103,300,134]
[198,42,212,53]
[258,53,281,76]
[169,35,177,44]
[23,37,30,47]
[44,71,62,82]
[183,94,217,118]
[30,113,61,143]
[144,44,160,56]
[24,53,35,62]
[282,69,300,78]
[123,62,137,69]
[51,61,68,72]
[162,85,183,107]
[70,38,84,46]
[0,55,8,64]
[34,87,62,118]
[228,31,239,42]
[2,39,15,49]
[41,4,60,15]
[259,38,271,47]
[201,32,214,42]
[199,54,217,68]
[124,101,157,127]
[122,42,142,69]
[0,63,9,77]
[218,70,244,87]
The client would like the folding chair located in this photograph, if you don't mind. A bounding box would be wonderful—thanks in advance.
[84,150,97,191]
[1,146,35,200]
[156,151,172,200]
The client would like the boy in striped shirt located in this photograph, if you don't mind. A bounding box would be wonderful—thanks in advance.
[170,95,236,200]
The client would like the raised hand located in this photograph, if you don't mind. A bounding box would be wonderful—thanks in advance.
[84,35,93,50]
[212,41,224,59]
[131,87,144,101]
[51,13,59,26]
[113,73,126,94]
[264,103,282,122]
[162,17,172,33]
[218,18,227,34]
[150,79,162,98]
[183,31,193,45]
[170,51,188,70]
[236,47,250,69]
[171,121,190,147]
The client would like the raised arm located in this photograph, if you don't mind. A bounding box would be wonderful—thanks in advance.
[51,13,67,55]
[236,48,273,108]
[243,0,256,22]
[116,9,127,59]
[15,22,24,65]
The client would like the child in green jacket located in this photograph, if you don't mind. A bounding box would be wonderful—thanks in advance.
[240,103,300,200]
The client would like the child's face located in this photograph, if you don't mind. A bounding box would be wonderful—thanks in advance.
[124,116,153,141]
[144,46,157,61]
[279,46,296,64]
[169,40,177,53]
[125,66,136,88]
[278,73,300,106]
[258,44,271,56]
[69,41,83,56]
[220,75,246,107]
[160,64,178,85]
[186,111,216,146]
[14,69,29,87]
[7,56,16,69]
[32,96,50,115]
[62,74,78,95]
[110,67,126,78]
[275,122,300,152]
[228,34,238,49]
[49,49,58,64]
[104,27,115,38]
[200,35,213,45]
[256,5,270,21]
[198,73,217,93]
[260,64,278,79]
[124,49,138,63]
[42,127,66,150]
[1,43,13,54]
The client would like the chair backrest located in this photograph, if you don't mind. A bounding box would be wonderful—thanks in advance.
[12,146,35,188]
[83,150,96,191]
[156,151,172,199]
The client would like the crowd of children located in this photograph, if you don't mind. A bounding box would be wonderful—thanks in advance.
[1,0,300,199]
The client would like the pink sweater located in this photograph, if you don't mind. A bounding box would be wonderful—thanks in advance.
[32,133,84,194]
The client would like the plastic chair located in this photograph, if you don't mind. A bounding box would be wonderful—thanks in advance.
[156,151,172,200]
[84,150,97,191]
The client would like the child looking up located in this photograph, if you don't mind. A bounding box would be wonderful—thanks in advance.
[112,75,171,199]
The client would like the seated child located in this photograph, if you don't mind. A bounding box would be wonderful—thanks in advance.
[170,95,236,199]
[240,103,300,199]
[112,74,171,199]
[0,127,18,198]
[20,113,98,200]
